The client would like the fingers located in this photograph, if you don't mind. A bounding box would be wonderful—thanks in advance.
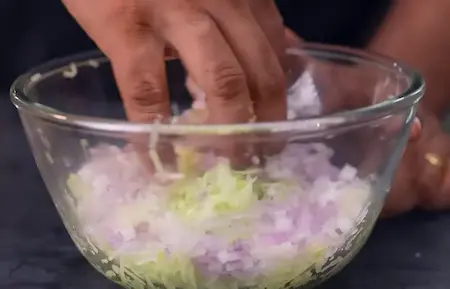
[111,42,170,123]
[154,1,254,125]
[185,27,303,119]
[63,0,290,170]
[409,117,422,141]
[202,0,288,162]
[151,1,258,166]
[381,142,420,217]
[248,0,288,70]
[177,1,290,123]
[65,0,288,124]
[203,0,286,123]
[435,160,450,209]
[111,42,179,174]
[377,118,421,218]
[414,112,450,210]
[383,110,450,216]
[62,0,173,174]
[62,0,171,122]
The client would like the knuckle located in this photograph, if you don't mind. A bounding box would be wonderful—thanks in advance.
[182,11,212,28]
[125,78,166,108]
[158,8,214,35]
[180,13,215,37]
[112,1,152,37]
[209,64,247,100]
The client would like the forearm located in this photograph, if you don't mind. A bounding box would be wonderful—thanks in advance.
[368,0,450,118]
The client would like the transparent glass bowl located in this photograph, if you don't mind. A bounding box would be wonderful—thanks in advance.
[11,44,424,289]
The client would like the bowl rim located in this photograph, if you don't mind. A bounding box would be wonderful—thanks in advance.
[10,43,425,135]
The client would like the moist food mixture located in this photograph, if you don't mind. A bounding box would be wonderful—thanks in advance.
[66,141,372,289]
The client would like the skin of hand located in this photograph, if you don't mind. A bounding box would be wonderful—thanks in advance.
[368,0,450,216]
[62,0,288,125]
[286,0,450,216]
[285,28,449,217]
[61,0,291,171]
[383,109,450,216]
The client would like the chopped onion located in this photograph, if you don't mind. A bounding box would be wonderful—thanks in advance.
[66,141,372,289]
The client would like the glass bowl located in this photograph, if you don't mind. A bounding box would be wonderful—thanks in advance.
[11,44,424,289]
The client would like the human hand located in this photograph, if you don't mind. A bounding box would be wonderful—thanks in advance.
[62,0,287,124]
[383,109,450,216]
[302,52,447,217]
[306,43,450,216]
[307,56,448,217]
[283,29,450,217]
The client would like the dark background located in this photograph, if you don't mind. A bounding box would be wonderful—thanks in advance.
[2,0,450,288]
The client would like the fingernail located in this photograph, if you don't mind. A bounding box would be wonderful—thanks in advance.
[410,117,422,141]
[186,77,206,103]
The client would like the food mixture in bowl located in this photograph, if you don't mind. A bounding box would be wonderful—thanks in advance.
[65,138,374,289]
[61,73,376,289]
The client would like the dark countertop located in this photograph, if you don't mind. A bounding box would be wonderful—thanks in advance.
[1,94,450,289]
